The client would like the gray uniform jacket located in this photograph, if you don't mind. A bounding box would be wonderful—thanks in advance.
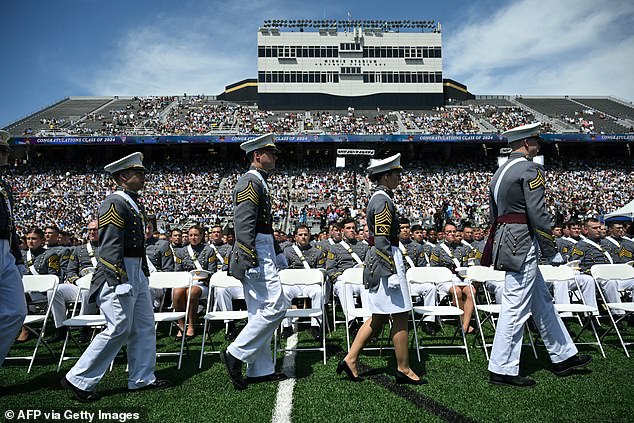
[569,238,613,274]
[0,174,23,265]
[146,238,174,272]
[601,237,634,264]
[326,238,369,282]
[489,152,557,272]
[556,237,575,260]
[90,188,150,302]
[364,186,399,292]
[469,239,485,266]
[210,242,232,271]
[284,244,326,269]
[22,247,61,276]
[400,238,427,268]
[429,242,469,271]
[66,242,99,283]
[228,167,274,280]
[174,243,219,277]
[48,244,71,282]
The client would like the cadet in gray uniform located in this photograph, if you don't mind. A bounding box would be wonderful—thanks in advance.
[328,218,369,326]
[46,220,101,344]
[144,218,174,311]
[0,130,27,365]
[18,227,61,343]
[62,152,170,402]
[45,225,71,282]
[281,224,326,340]
[173,224,218,339]
[399,218,437,334]
[221,134,289,390]
[484,122,590,387]
[430,223,476,334]
[570,218,634,315]
[338,154,425,385]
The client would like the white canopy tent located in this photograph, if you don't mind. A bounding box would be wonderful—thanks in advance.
[605,199,634,221]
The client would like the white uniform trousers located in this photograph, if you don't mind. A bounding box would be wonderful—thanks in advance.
[333,276,369,323]
[489,241,577,376]
[215,286,245,323]
[0,239,27,366]
[575,274,634,316]
[552,276,599,317]
[227,234,288,378]
[66,257,157,391]
[485,281,504,304]
[47,283,98,328]
[281,284,322,328]
[410,281,437,322]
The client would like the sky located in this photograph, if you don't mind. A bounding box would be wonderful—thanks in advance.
[1,0,633,127]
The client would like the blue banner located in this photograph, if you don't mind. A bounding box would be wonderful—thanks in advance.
[8,133,634,146]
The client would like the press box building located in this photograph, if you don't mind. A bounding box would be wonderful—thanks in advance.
[256,19,447,110]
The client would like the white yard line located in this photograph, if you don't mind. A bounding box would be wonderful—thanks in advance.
[272,332,298,423]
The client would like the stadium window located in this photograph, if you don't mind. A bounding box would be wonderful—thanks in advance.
[266,72,272,83]
[367,47,374,58]
[333,73,339,83]
[423,72,429,83]
[422,47,429,58]
[309,72,315,83]
[258,46,265,57]
[272,72,278,83]
[272,47,279,58]
[284,72,290,83]
[405,73,411,83]
[435,72,442,83]
[402,47,409,58]
[399,72,405,83]
[258,72,265,82]
[302,72,309,83]
[291,72,297,83]
[308,46,315,58]
[321,73,327,83]
[322,47,329,57]
[416,72,423,83]
[435,47,442,58]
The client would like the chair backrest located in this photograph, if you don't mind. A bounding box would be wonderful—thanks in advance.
[539,265,576,282]
[341,267,364,285]
[148,271,192,289]
[75,273,94,290]
[406,266,453,284]
[466,265,505,283]
[22,275,59,293]
[279,268,324,286]
[590,263,634,282]
[209,271,243,289]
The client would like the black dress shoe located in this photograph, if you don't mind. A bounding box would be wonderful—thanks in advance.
[552,354,592,377]
[60,377,101,402]
[281,326,294,340]
[336,359,364,382]
[489,372,536,388]
[46,328,68,344]
[225,323,240,341]
[245,372,288,384]
[422,322,436,336]
[308,326,322,341]
[129,379,172,391]
[395,370,428,385]
[220,350,247,390]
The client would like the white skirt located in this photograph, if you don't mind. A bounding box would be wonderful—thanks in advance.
[367,246,413,314]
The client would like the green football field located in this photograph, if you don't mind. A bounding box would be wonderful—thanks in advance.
[2,313,633,423]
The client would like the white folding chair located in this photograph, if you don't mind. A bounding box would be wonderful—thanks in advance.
[539,265,604,358]
[590,264,634,357]
[56,273,108,370]
[465,266,538,361]
[407,267,470,361]
[275,268,327,364]
[5,275,59,372]
[148,271,193,369]
[199,271,248,368]
[340,268,373,352]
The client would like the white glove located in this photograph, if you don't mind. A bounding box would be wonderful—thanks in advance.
[387,275,400,290]
[115,283,132,295]
[246,266,261,279]
[549,253,565,266]
[17,264,27,275]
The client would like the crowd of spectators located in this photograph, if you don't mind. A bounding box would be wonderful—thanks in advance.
[5,155,631,239]
[314,109,398,134]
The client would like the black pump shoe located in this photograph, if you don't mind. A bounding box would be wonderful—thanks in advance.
[395,370,428,385]
[336,359,364,382]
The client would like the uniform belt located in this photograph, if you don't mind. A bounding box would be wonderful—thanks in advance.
[255,223,273,234]
[481,213,528,267]
[0,229,11,240]
[496,213,528,225]
[123,247,144,257]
